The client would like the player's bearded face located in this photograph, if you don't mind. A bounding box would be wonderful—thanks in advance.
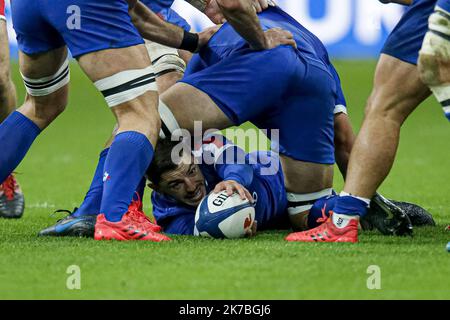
[159,154,207,207]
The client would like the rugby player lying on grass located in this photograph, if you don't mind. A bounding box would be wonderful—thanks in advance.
[40,130,434,238]
[147,134,290,236]
[39,2,434,238]
[143,133,434,236]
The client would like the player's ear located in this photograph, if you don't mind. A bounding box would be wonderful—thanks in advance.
[147,181,157,191]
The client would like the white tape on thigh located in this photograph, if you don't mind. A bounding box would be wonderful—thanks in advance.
[145,40,186,75]
[287,188,333,216]
[21,58,70,97]
[0,15,6,22]
[334,104,348,115]
[94,66,158,107]
[158,99,180,139]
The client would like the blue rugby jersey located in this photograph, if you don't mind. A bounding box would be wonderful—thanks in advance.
[151,134,289,235]
[141,0,191,31]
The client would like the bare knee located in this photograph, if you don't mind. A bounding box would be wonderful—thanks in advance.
[113,91,161,145]
[156,72,184,94]
[19,88,69,128]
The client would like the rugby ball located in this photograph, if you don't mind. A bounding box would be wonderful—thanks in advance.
[194,191,255,239]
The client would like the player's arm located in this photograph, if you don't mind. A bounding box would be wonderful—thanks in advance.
[334,112,356,179]
[215,0,296,50]
[378,0,413,5]
[129,1,218,52]
[201,134,254,201]
[151,192,196,235]
[186,0,272,16]
[215,0,267,50]
[160,214,196,235]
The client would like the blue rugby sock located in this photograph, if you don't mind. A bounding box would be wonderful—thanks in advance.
[72,148,109,217]
[133,177,147,203]
[308,195,337,229]
[333,195,369,217]
[100,131,154,222]
[0,111,41,182]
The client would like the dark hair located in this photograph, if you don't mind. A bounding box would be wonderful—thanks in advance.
[146,138,185,185]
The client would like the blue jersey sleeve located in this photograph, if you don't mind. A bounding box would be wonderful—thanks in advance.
[139,1,191,31]
[151,192,195,235]
[161,213,196,235]
[329,64,347,114]
[197,134,254,188]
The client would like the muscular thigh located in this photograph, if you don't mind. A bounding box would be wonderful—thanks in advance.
[255,54,336,194]
[77,45,152,82]
[257,59,336,167]
[160,82,233,134]
[280,156,334,194]
[19,47,68,79]
[367,54,431,123]
[179,46,295,126]
[161,47,300,138]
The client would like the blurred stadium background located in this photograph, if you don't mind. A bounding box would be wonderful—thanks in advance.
[3,0,406,59]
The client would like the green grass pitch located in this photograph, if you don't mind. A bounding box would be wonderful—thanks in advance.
[0,61,449,300]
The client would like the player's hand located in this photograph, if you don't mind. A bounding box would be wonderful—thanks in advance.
[251,0,277,12]
[213,180,254,203]
[196,25,221,52]
[264,27,297,50]
[252,0,269,12]
[127,0,138,9]
[245,221,258,238]
[205,0,227,24]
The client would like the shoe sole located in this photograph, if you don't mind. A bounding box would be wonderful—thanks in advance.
[94,224,170,242]
[285,233,358,243]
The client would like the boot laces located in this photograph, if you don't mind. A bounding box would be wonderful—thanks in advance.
[1,175,17,201]
[127,193,160,229]
[316,206,333,225]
